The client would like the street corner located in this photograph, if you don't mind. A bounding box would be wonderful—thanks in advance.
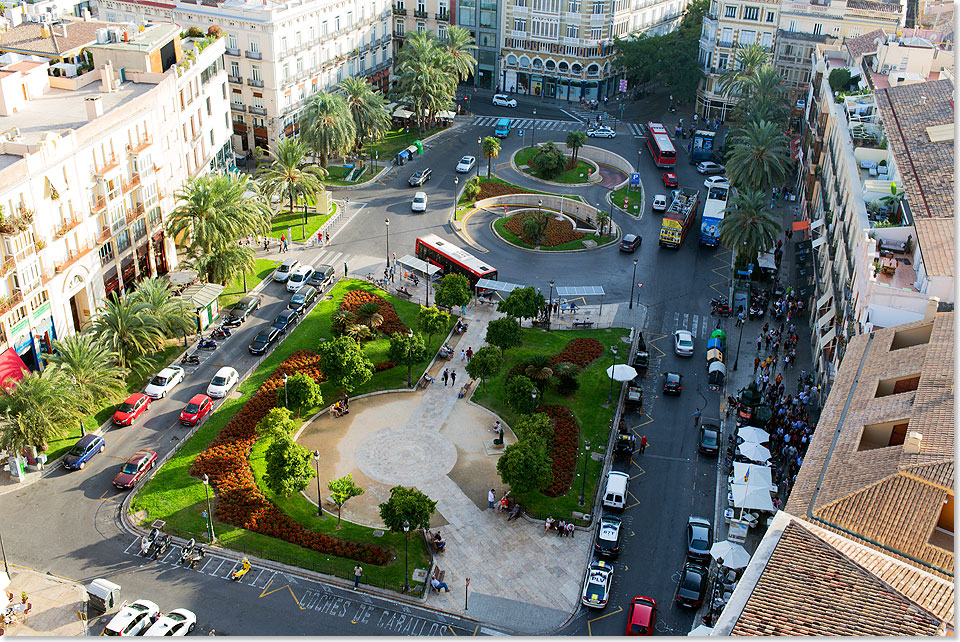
[1,566,87,636]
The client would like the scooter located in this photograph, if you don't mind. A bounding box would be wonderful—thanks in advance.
[179,538,196,565]
[197,337,218,351]
[151,533,172,560]
[179,538,206,569]
[211,326,232,340]
[140,527,160,557]
[181,353,201,365]
[230,558,251,582]
[711,302,733,316]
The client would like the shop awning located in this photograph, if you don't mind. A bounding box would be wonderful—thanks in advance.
[792,220,810,231]
[180,283,225,309]
[0,348,28,390]
[437,110,457,120]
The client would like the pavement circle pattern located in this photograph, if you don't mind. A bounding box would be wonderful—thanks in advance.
[354,425,458,487]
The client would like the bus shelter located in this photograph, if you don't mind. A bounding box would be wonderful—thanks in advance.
[397,255,442,281]
[475,278,524,302]
[555,285,605,316]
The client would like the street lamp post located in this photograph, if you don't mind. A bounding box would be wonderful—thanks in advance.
[201,473,215,543]
[537,198,543,247]
[406,329,414,387]
[384,218,390,269]
[312,450,325,518]
[402,520,411,593]
[607,348,618,403]
[547,279,555,331]
[578,439,591,506]
[453,176,459,226]
[476,137,482,179]
[532,108,537,146]
[733,318,744,371]
[282,373,288,408]
[0,529,9,577]
[636,150,642,172]
[630,259,638,310]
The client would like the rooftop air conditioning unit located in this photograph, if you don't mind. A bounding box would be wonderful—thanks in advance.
[108,27,123,42]
[96,28,108,43]
[880,64,890,73]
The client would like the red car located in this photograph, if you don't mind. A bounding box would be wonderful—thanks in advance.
[179,394,213,426]
[661,172,678,188]
[113,393,151,426]
[112,450,157,489]
[625,595,657,635]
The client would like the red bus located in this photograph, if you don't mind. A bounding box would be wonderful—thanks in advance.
[415,234,498,286]
[645,122,677,168]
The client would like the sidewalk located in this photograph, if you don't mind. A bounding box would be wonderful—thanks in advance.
[0,568,87,636]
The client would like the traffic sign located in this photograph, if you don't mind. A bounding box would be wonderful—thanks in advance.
[630,172,641,186]
[619,79,628,92]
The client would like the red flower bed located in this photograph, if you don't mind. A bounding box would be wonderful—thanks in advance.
[374,361,397,372]
[539,405,580,497]
[552,338,603,368]
[339,289,408,336]
[191,350,390,566]
[503,212,584,247]
[477,181,533,200]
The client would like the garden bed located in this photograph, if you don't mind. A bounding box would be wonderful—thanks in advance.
[609,185,644,218]
[493,213,615,251]
[514,146,595,184]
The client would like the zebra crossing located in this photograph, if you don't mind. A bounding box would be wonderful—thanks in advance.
[628,123,646,139]
[663,311,723,340]
[472,115,581,131]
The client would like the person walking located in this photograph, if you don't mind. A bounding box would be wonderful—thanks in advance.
[639,435,648,454]
[442,368,449,386]
[488,488,496,509]
[460,349,466,361]
[353,565,362,589]
[756,336,762,352]
[450,371,457,386]
[693,408,702,427]
[325,231,330,244]
[466,347,473,362]
[753,356,761,374]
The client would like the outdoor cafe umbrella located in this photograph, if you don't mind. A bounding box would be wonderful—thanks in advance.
[737,442,771,463]
[606,363,638,382]
[732,462,773,487]
[688,625,715,637]
[167,269,198,286]
[709,540,752,569]
[737,426,770,444]
[731,482,776,512]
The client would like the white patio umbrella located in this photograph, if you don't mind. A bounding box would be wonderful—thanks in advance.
[737,426,770,444]
[688,624,715,636]
[732,462,773,487]
[167,269,198,286]
[731,482,776,512]
[606,363,638,382]
[736,442,771,463]
[709,540,752,569]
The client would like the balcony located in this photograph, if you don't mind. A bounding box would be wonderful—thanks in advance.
[0,256,14,276]
[125,206,142,225]
[54,242,94,273]
[91,195,107,213]
[231,103,247,112]
[249,105,267,116]
[393,6,407,15]
[247,77,264,87]
[244,50,262,60]
[97,226,112,245]
[227,74,242,84]
[54,216,82,239]
[414,9,427,17]
[436,11,449,20]
[0,290,23,316]
[95,153,120,176]
[122,173,141,194]
[225,46,241,56]
[126,136,154,155]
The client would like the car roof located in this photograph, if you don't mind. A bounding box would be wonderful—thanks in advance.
[294,285,315,296]
[292,264,312,273]
[675,329,693,338]
[157,366,181,377]
[630,596,656,623]
[280,258,299,267]
[414,191,427,198]
[278,309,296,319]
[187,393,210,404]
[76,433,100,447]
[129,450,154,463]
[666,372,680,379]
[256,329,274,338]
[214,366,236,377]
[238,294,259,304]
[688,515,711,527]
[124,392,147,402]
[622,234,638,241]
[654,194,667,200]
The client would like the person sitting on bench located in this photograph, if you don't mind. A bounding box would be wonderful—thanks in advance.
[432,532,446,551]
[431,578,450,593]
[507,504,521,521]
[397,286,411,296]
[499,494,510,512]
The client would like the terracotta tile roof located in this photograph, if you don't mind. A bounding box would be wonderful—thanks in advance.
[729,520,945,636]
[848,0,906,12]
[914,218,955,277]
[0,19,120,57]
[844,29,887,61]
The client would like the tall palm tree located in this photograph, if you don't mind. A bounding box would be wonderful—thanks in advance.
[595,209,611,237]
[258,138,327,217]
[566,130,587,165]
[725,120,791,192]
[87,293,166,370]
[0,370,82,452]
[338,76,391,156]
[718,42,770,100]
[481,136,501,180]
[43,333,127,435]
[394,31,457,134]
[192,244,256,287]
[302,91,356,168]
[131,276,194,339]
[524,355,554,392]
[442,25,478,82]
[733,65,789,125]
[718,188,782,265]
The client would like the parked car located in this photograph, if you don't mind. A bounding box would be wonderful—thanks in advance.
[594,516,623,558]
[619,234,642,253]
[307,264,335,290]
[661,172,678,188]
[625,596,657,636]
[272,258,301,282]
[686,516,713,561]
[696,161,725,175]
[271,308,300,335]
[581,561,614,609]
[587,126,616,138]
[206,366,239,399]
[179,393,213,426]
[289,285,318,312]
[144,366,185,400]
[113,393,151,426]
[492,93,517,107]
[663,372,682,395]
[102,599,160,636]
[411,191,428,212]
[675,563,708,608]
[225,294,262,326]
[698,424,721,455]
[408,168,432,187]
[651,194,668,212]
[113,450,157,490]
[456,155,476,173]
[286,264,315,293]
[703,176,730,190]
[143,608,197,637]
[673,329,694,356]
[62,434,106,471]
[249,327,281,355]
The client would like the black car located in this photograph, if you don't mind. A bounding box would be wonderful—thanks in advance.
[663,372,682,395]
[594,516,623,558]
[408,168,432,187]
[686,516,713,561]
[289,286,318,312]
[225,294,262,326]
[698,424,720,455]
[675,563,708,608]
[271,309,300,335]
[248,327,281,355]
[613,433,635,460]
[307,264,335,290]
[619,234,641,253]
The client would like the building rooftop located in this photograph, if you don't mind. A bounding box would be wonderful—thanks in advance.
[0,18,123,58]
[87,23,180,53]
[848,0,905,12]
[844,28,886,61]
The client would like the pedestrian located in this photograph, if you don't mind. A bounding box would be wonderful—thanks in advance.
[442,368,449,386]
[353,565,362,589]
[317,231,323,246]
[450,370,457,386]
[693,408,702,427]
[557,519,567,536]
[390,266,395,282]
[737,309,745,327]
[209,630,216,636]
[488,488,496,509]
[639,435,648,454]
[466,347,473,362]
[756,336,762,352]
[325,231,330,243]
[753,356,761,374]
[553,301,559,315]
[460,349,466,361]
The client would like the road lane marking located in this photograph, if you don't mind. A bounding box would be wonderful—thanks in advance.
[586,605,623,635]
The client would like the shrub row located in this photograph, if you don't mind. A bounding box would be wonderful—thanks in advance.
[551,337,603,368]
[503,212,585,247]
[539,404,581,497]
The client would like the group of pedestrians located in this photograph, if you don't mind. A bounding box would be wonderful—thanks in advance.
[441,368,458,387]
[757,372,819,500]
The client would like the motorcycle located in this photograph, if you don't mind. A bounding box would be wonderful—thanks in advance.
[179,538,196,565]
[181,353,201,365]
[151,533,172,560]
[222,316,243,329]
[211,326,232,340]
[197,337,218,351]
[140,527,160,557]
[180,538,206,569]
[711,302,733,316]
[230,558,251,582]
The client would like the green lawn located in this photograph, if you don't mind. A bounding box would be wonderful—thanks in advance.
[321,165,375,187]
[492,217,615,251]
[218,258,281,310]
[368,125,444,161]
[131,279,453,589]
[455,176,585,221]
[470,327,630,520]
[610,185,645,218]
[514,146,595,184]
[265,201,337,242]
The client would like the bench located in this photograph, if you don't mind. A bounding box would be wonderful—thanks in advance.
[572,320,594,328]
[394,288,413,299]
[427,531,445,554]
[431,566,445,589]
[418,375,434,390]
[531,320,549,329]
[457,379,473,399]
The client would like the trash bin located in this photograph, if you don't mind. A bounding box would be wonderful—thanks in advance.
[86,579,121,614]
[414,140,423,154]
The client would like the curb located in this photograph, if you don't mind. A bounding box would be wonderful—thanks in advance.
[606,185,646,220]
[508,147,598,188]
[487,209,621,254]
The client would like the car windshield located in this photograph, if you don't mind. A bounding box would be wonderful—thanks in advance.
[234,301,249,310]
[414,197,425,203]
[117,402,135,413]
[211,376,226,386]
[150,376,167,387]
[167,613,186,623]
[184,402,200,414]
[586,581,606,598]
[278,264,291,273]
[121,461,140,474]
[679,338,693,348]
[256,332,271,342]
[290,273,304,282]
[702,431,718,446]
[69,443,86,456]
[629,622,650,635]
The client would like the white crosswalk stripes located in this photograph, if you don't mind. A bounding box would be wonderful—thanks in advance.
[472,115,581,131]
[629,123,646,138]
[664,311,718,339]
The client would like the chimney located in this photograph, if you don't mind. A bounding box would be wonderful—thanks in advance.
[100,61,114,93]
[85,95,103,121]
[903,431,923,454]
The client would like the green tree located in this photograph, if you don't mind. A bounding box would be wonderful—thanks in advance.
[719,188,782,266]
[328,474,365,528]
[828,67,852,93]
[316,335,374,393]
[464,346,502,392]
[278,371,323,417]
[43,333,126,435]
[302,91,356,168]
[257,406,297,441]
[485,317,522,356]
[481,136,501,180]
[595,209,611,237]
[433,273,472,309]
[463,177,481,201]
[496,436,551,495]
[524,354,554,391]
[338,76,391,156]
[88,293,165,371]
[497,286,545,324]
[417,306,450,345]
[513,412,553,441]
[393,32,457,134]
[354,302,384,331]
[330,310,354,336]
[264,436,315,497]
[131,276,193,339]
[258,137,327,220]
[378,485,438,532]
[0,370,81,452]
[191,244,257,287]
[443,25,478,82]
[505,374,538,414]
[345,323,371,345]
[552,361,581,395]
[725,120,791,193]
[566,130,587,164]
[736,66,789,126]
[529,142,566,179]
[717,42,771,100]
[387,331,431,387]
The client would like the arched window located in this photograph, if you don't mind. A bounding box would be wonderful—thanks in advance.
[532,58,544,71]
[545,59,556,72]
[586,63,600,77]
[558,61,569,74]
[571,62,583,75]
[519,55,531,69]
[506,54,518,66]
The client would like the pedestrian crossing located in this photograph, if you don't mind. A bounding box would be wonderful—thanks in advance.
[628,123,646,139]
[472,115,581,131]
[663,311,724,340]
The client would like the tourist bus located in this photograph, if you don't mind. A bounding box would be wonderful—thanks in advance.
[415,234,498,286]
[699,182,729,247]
[645,122,677,168]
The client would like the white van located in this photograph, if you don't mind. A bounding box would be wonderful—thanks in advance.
[602,471,630,510]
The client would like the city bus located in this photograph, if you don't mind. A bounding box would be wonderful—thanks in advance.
[645,122,677,168]
[699,182,729,247]
[415,234,498,286]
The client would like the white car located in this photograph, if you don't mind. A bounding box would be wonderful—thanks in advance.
[492,93,517,108]
[411,191,428,212]
[272,258,301,282]
[581,561,614,609]
[143,608,197,637]
[207,366,239,399]
[144,366,186,400]
[102,599,160,636]
[286,264,315,293]
[456,155,476,173]
[674,329,695,356]
[703,176,730,190]
[586,126,616,138]
[652,194,668,212]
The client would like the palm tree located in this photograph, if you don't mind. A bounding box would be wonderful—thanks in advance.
[345,324,370,345]
[302,91,356,168]
[524,355,554,391]
[442,25,478,82]
[338,76,391,156]
[354,302,383,331]
[718,188,782,265]
[331,310,354,336]
[258,138,327,220]
[481,136,501,180]
[733,65,789,125]
[718,42,770,100]
[43,333,127,435]
[725,120,791,192]
[595,209,611,237]
[87,293,166,370]
[566,130,587,165]
[0,370,82,452]
[394,31,457,134]
[192,244,256,287]
[131,276,193,339]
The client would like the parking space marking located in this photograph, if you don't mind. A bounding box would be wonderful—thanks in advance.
[586,606,623,636]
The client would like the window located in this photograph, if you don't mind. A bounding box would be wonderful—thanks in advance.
[724,5,736,17]
[479,10,495,27]
[787,19,797,32]
[568,0,581,9]
[740,30,756,45]
[280,36,288,54]
[742,6,758,20]
[766,11,775,22]
[592,0,604,13]
[891,323,933,349]
[116,229,131,253]
[231,89,243,105]
[230,61,240,77]
[248,37,259,53]
[566,23,579,37]
[395,20,405,34]
[590,26,601,39]
[858,419,910,450]
[876,374,921,397]
[322,20,328,37]
[29,290,48,312]
[296,57,303,74]
[252,65,261,81]
[227,33,238,49]
[720,27,732,44]
[417,21,425,33]
[148,207,161,228]
[531,18,559,38]
[253,94,264,109]
[761,31,772,47]
[813,23,821,35]
[515,17,527,30]
[132,217,146,240]
[532,0,559,10]
[717,53,728,70]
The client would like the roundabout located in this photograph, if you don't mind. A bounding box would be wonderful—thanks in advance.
[491,206,619,251]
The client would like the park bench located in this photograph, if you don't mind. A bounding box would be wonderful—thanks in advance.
[427,531,445,554]
[431,566,445,590]
[394,287,413,299]
[572,320,594,328]
[418,375,434,390]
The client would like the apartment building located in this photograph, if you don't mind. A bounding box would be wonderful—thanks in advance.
[455,0,500,89]
[391,0,453,64]
[100,0,393,155]
[0,23,231,370]
[795,34,953,385]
